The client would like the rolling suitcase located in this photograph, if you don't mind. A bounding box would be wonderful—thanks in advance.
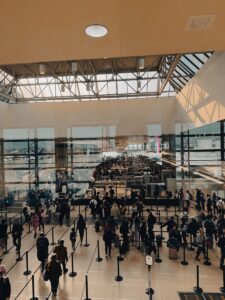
[169,247,177,259]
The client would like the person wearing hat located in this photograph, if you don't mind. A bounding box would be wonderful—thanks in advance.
[0,269,11,300]
[46,255,62,297]
[36,233,49,272]
[53,240,68,273]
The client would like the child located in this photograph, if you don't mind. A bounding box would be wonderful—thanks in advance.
[70,228,76,250]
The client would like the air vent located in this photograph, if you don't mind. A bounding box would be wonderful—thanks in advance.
[186,15,217,31]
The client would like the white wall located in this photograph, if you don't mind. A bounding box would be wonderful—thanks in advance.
[0,97,176,137]
[176,51,225,130]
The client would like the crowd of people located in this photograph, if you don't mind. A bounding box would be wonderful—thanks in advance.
[1,156,225,299]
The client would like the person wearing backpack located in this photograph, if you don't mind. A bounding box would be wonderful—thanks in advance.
[46,255,62,297]
[53,240,68,273]
[0,270,11,300]
[36,233,49,272]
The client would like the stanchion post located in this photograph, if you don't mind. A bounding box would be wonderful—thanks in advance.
[203,239,212,266]
[20,211,23,225]
[8,218,12,234]
[69,252,77,277]
[50,226,56,245]
[115,256,123,281]
[83,228,90,247]
[160,225,165,240]
[155,240,162,263]
[181,243,188,266]
[96,240,103,262]
[23,251,32,275]
[29,275,39,300]
[158,210,161,224]
[193,265,203,294]
[220,265,225,293]
[85,206,87,221]
[83,274,91,300]
[145,265,154,299]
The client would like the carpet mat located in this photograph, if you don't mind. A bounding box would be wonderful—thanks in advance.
[179,293,225,300]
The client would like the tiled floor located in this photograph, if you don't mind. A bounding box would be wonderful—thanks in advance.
[1,207,224,300]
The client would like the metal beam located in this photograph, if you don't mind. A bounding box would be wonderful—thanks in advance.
[159,55,182,94]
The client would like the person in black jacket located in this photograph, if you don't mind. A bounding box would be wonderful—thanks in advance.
[0,270,11,300]
[76,214,86,246]
[218,229,225,269]
[46,255,62,296]
[103,226,114,258]
[161,217,176,233]
[12,219,23,253]
[0,220,8,251]
[36,233,49,272]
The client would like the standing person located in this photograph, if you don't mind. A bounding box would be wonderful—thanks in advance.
[46,255,62,297]
[70,228,76,250]
[103,226,114,258]
[89,198,97,219]
[53,240,68,274]
[185,191,190,210]
[76,214,86,246]
[196,189,201,211]
[36,233,49,272]
[218,229,225,269]
[0,259,6,275]
[195,226,206,261]
[31,212,39,238]
[12,219,23,253]
[212,192,218,215]
[200,192,205,211]
[0,270,11,300]
[0,220,8,251]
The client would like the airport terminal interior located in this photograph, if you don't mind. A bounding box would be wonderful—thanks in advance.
[1,1,225,299]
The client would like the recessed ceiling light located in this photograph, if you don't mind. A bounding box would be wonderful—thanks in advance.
[85,24,108,38]
[186,15,217,31]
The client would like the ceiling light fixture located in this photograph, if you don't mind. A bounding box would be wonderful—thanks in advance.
[85,24,108,38]
[39,64,46,75]
[138,57,145,70]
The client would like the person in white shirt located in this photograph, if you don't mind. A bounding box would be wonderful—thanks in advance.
[185,191,190,209]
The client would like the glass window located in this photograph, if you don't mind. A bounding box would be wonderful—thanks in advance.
[37,128,55,139]
[38,141,55,154]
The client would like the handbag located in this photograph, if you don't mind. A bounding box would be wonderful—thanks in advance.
[43,269,50,281]
[43,262,50,281]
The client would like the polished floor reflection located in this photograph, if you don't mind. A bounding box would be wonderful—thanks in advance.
[0,208,224,300]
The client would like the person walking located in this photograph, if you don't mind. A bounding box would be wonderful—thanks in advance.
[70,228,76,250]
[46,255,62,297]
[76,214,86,246]
[36,233,49,272]
[103,226,114,258]
[0,270,11,300]
[31,212,39,238]
[195,226,206,261]
[12,219,23,254]
[53,240,68,273]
